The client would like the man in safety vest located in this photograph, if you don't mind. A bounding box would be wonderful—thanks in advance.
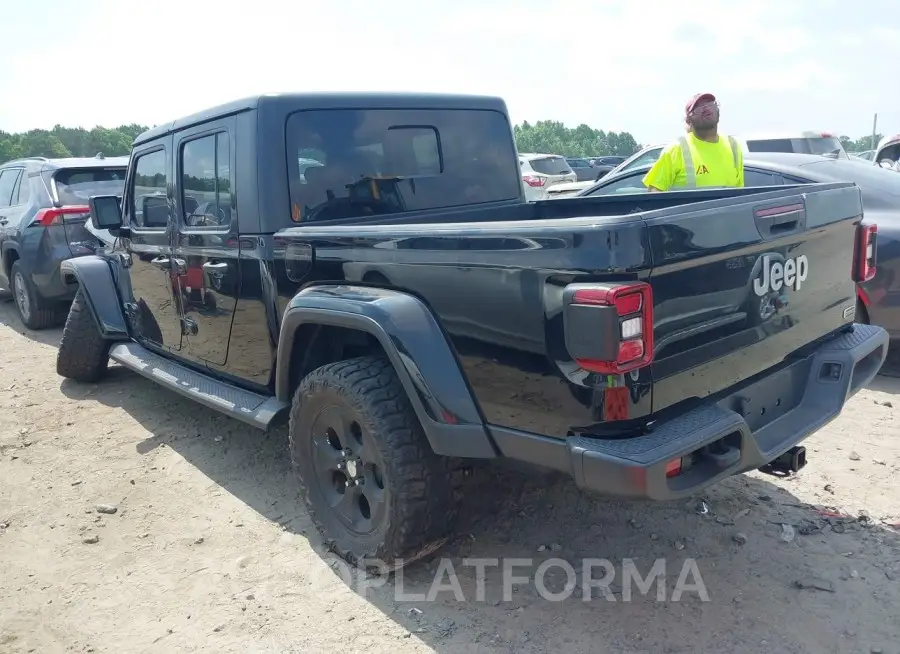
[642,92,744,192]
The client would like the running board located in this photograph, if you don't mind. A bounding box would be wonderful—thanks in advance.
[108,342,288,429]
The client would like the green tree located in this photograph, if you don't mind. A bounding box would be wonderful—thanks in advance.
[840,134,883,153]
[0,124,150,164]
[513,120,641,157]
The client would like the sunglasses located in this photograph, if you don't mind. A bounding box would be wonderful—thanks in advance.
[690,101,720,115]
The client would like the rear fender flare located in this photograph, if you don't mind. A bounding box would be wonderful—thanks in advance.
[59,255,129,339]
[276,284,497,459]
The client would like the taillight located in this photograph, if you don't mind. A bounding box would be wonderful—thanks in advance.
[33,205,91,227]
[522,175,546,188]
[564,282,654,375]
[852,223,877,282]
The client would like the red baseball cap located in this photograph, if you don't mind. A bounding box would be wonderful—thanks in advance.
[685,92,716,115]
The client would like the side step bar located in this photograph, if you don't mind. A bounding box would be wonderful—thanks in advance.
[109,342,288,429]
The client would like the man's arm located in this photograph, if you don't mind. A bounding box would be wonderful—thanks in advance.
[642,145,676,192]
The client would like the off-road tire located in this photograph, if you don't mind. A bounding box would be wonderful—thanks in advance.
[56,288,110,383]
[10,261,61,330]
[289,355,458,571]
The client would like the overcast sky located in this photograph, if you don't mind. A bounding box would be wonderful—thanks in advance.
[1,0,897,146]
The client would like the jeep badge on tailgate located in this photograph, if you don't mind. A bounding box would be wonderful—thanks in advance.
[754,254,809,296]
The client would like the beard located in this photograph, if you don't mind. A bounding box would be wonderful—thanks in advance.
[691,116,718,131]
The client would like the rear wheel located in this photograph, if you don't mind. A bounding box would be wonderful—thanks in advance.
[56,288,110,383]
[10,261,61,330]
[289,355,457,571]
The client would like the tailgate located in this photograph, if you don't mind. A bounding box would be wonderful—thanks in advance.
[645,183,865,414]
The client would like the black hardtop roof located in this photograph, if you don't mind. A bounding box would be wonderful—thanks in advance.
[134,91,511,146]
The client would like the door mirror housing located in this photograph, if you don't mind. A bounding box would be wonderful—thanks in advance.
[89,195,123,231]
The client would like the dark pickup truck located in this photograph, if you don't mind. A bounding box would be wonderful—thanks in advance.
[56,92,888,569]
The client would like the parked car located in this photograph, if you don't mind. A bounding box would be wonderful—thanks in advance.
[573,151,900,332]
[564,157,599,182]
[58,92,885,571]
[589,156,626,167]
[519,153,577,200]
[0,154,128,329]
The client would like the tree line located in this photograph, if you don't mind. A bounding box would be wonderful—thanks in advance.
[0,122,887,166]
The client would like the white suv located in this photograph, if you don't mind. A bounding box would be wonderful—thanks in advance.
[519,153,577,201]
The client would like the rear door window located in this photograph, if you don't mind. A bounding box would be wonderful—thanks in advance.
[54,168,127,206]
[286,108,521,222]
[180,132,232,228]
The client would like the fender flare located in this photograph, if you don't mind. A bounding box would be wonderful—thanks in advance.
[59,255,129,339]
[276,284,497,459]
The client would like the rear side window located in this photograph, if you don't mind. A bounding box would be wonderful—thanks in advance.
[131,150,169,228]
[529,156,573,175]
[286,108,521,222]
[54,168,127,206]
[15,173,30,205]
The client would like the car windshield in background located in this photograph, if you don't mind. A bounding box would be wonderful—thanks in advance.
[286,108,521,222]
[529,156,572,175]
[54,168,127,205]
[747,138,847,158]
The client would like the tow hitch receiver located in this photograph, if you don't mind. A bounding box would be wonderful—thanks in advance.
[759,446,807,476]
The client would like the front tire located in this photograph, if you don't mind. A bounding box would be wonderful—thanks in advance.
[289,355,457,571]
[56,288,110,383]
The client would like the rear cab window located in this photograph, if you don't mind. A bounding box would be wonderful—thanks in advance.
[286,108,521,222]
[54,168,127,206]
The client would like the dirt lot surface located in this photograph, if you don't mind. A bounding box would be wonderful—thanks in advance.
[1,299,899,654]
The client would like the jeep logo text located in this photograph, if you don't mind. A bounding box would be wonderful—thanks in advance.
[753,254,808,296]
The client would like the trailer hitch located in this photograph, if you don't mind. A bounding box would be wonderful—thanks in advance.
[758,446,807,476]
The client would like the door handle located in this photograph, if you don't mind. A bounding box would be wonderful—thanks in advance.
[202,262,228,277]
[150,256,171,269]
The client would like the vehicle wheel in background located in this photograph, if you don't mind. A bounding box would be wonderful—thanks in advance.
[56,288,110,383]
[289,355,457,571]
[10,261,62,330]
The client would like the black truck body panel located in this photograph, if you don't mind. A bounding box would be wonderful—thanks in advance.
[65,92,888,500]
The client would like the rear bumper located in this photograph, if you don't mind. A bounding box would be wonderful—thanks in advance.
[493,323,889,501]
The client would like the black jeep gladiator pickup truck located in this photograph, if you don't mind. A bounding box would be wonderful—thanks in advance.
[56,92,888,569]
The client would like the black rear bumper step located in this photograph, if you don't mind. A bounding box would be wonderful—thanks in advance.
[492,323,888,500]
[109,342,288,429]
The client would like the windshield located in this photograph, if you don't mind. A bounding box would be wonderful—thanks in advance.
[54,167,127,205]
[529,156,573,176]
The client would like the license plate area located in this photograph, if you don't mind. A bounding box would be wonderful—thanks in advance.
[721,356,812,432]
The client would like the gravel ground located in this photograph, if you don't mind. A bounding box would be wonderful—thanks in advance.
[1,298,899,654]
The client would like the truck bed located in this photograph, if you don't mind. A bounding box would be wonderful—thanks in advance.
[274,181,868,440]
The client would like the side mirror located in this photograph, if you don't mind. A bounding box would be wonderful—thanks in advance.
[89,195,123,231]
